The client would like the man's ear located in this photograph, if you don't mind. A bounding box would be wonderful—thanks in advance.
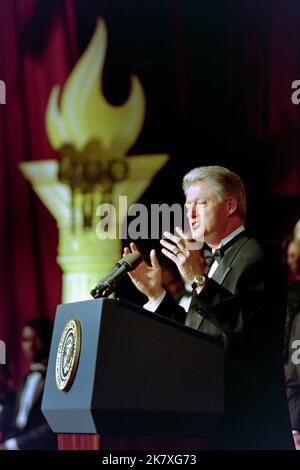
[227,197,237,215]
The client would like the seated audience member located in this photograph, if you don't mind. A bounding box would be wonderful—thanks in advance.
[160,257,185,302]
[286,312,300,450]
[0,318,57,450]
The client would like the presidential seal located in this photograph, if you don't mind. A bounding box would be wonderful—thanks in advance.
[55,319,81,392]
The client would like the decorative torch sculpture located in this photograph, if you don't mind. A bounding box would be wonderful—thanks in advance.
[20,19,168,303]
[294,220,300,241]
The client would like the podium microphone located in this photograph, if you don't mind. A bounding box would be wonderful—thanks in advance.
[90,251,143,298]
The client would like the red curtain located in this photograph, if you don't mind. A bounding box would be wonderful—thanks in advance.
[0,0,77,378]
[226,0,300,194]
[1,0,300,381]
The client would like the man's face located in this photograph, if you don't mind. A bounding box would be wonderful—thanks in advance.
[287,241,300,274]
[185,182,230,244]
[21,326,45,364]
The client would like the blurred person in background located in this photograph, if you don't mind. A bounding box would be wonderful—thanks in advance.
[160,256,186,302]
[0,318,57,450]
[283,236,300,284]
[283,237,300,366]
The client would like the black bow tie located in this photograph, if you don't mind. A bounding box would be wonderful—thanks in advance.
[203,231,245,271]
[203,246,224,269]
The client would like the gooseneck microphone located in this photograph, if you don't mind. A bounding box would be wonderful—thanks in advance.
[90,251,143,298]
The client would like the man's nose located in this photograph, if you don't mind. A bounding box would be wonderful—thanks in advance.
[186,203,195,216]
[191,204,198,218]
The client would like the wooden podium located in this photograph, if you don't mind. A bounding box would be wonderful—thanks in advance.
[42,298,224,450]
[57,434,207,450]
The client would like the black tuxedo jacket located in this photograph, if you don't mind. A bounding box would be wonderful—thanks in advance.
[0,390,15,439]
[4,370,57,450]
[156,232,294,449]
[286,312,300,431]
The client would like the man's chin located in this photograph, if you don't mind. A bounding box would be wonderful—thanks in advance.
[191,230,205,243]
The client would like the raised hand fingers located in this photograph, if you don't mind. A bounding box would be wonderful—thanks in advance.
[130,242,140,252]
[123,242,140,256]
[160,238,180,254]
[163,232,187,257]
[175,226,203,251]
[175,226,192,240]
[161,247,175,261]
[150,249,160,270]
[160,239,186,262]
[163,230,182,246]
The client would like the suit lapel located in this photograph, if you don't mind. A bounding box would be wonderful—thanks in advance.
[211,232,249,285]
[188,232,250,333]
[16,371,45,416]
[15,375,27,416]
[30,373,45,409]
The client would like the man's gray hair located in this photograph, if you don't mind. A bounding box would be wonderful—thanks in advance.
[183,165,246,219]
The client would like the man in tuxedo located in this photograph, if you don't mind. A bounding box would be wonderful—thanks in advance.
[124,165,294,449]
[0,318,57,450]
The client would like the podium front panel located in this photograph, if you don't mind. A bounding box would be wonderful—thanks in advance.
[42,299,224,437]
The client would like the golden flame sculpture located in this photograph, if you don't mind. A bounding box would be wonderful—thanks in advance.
[20,18,168,303]
[46,19,145,156]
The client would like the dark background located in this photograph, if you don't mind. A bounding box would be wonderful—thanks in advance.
[1,0,300,376]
